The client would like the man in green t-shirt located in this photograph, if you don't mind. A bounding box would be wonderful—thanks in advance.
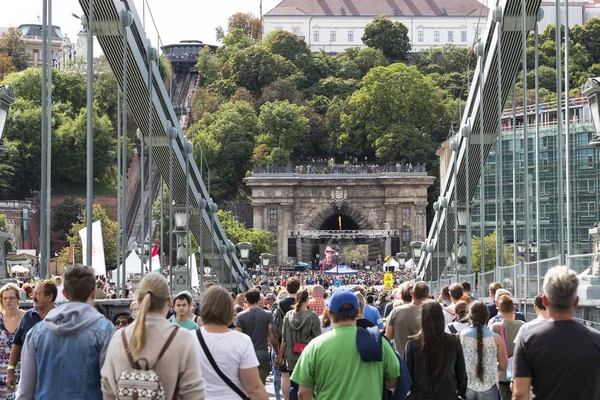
[291,288,399,400]
[169,291,199,330]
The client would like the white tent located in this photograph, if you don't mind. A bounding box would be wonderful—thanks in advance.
[118,251,143,276]
[10,265,29,273]
[190,255,199,288]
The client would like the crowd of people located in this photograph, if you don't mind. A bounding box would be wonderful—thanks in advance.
[0,265,597,399]
[253,163,427,175]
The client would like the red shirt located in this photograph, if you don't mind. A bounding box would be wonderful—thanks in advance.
[308,296,326,316]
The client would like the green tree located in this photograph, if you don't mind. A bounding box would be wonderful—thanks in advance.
[417,45,474,75]
[216,12,262,42]
[258,79,302,106]
[217,210,274,266]
[258,100,309,152]
[53,108,115,184]
[353,47,389,77]
[196,45,219,86]
[471,231,515,273]
[216,28,254,66]
[339,63,443,156]
[309,77,360,99]
[190,87,223,123]
[361,16,411,61]
[158,54,172,82]
[190,101,258,202]
[0,53,16,80]
[58,204,118,268]
[0,214,13,253]
[228,47,297,93]
[0,27,30,70]
[373,124,435,164]
[262,30,310,62]
[53,196,85,234]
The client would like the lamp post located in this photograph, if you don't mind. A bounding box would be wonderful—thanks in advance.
[396,252,407,281]
[0,85,15,153]
[260,253,271,295]
[172,203,190,292]
[582,78,600,150]
[238,242,251,272]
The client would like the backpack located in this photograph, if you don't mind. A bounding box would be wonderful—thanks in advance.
[443,306,457,322]
[271,303,285,343]
[117,327,179,400]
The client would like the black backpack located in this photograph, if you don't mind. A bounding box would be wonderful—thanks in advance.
[271,303,285,342]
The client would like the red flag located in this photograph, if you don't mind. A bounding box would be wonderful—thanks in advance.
[151,243,159,258]
[68,245,74,264]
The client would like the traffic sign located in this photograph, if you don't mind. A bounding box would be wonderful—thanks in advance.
[383,273,394,291]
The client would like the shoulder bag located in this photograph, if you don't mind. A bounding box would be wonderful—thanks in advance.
[196,329,250,400]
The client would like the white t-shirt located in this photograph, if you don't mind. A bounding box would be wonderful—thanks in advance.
[198,327,259,399]
[442,303,456,326]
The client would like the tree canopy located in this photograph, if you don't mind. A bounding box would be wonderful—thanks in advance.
[361,16,411,61]
[0,27,30,71]
[216,12,262,42]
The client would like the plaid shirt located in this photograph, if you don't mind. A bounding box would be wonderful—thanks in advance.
[308,296,326,316]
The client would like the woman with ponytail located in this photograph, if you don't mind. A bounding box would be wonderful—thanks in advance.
[101,273,205,399]
[459,301,507,400]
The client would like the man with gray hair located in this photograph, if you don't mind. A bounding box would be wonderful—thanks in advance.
[512,266,600,400]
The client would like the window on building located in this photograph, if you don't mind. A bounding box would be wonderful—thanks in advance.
[577,132,590,147]
[330,31,336,42]
[314,30,320,42]
[348,31,354,42]
[585,202,596,217]
[448,31,454,43]
[402,227,410,246]
[287,238,297,257]
[269,226,278,240]
[434,31,440,42]
[269,209,277,220]
[402,208,410,220]
[292,27,300,34]
[418,31,424,42]
[461,30,467,42]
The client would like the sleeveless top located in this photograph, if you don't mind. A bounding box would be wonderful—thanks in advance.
[459,326,499,392]
[0,314,19,400]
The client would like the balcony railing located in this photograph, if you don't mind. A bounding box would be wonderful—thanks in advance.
[251,163,428,176]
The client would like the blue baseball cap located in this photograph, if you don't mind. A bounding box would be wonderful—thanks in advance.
[327,288,358,315]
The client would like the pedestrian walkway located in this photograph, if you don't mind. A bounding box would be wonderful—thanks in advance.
[265,374,277,398]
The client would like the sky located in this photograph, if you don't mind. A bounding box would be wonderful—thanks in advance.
[0,0,282,50]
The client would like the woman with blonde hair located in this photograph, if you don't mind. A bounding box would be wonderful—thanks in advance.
[354,292,375,329]
[0,283,25,399]
[100,273,205,399]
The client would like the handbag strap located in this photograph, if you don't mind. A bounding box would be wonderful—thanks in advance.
[196,329,250,400]
[499,323,510,364]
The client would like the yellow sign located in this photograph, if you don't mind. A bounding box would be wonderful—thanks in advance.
[383,273,394,291]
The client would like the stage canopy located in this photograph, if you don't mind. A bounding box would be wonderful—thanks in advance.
[324,265,359,275]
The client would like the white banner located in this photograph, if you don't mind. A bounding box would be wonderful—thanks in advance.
[78,220,107,276]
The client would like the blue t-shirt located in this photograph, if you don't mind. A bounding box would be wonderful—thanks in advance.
[364,304,382,328]
[14,308,42,346]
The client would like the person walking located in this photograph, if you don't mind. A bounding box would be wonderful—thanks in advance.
[101,272,205,399]
[490,295,524,400]
[404,301,467,399]
[17,266,115,399]
[276,289,321,400]
[197,286,268,400]
[291,288,399,399]
[459,301,507,400]
[0,283,25,400]
[512,267,600,399]
[385,281,429,356]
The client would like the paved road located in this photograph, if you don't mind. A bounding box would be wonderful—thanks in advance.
[265,374,278,399]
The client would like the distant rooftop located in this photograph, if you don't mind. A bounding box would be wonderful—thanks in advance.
[18,23,63,40]
[265,0,487,17]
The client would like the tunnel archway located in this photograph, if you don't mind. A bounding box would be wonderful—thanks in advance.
[319,214,360,231]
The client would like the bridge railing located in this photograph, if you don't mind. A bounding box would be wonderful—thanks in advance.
[566,253,600,275]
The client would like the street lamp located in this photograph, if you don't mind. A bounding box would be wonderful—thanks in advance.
[171,202,198,292]
[517,240,526,256]
[396,252,407,280]
[582,77,600,149]
[410,241,423,262]
[238,242,251,272]
[260,253,271,295]
[0,85,15,152]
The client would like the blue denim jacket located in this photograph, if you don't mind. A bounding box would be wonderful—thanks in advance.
[16,302,115,400]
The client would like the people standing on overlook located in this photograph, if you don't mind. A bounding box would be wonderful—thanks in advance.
[6,280,57,394]
[17,266,115,399]
[0,283,25,400]
[459,301,507,400]
[101,272,205,399]
[512,266,600,399]
[404,301,467,399]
